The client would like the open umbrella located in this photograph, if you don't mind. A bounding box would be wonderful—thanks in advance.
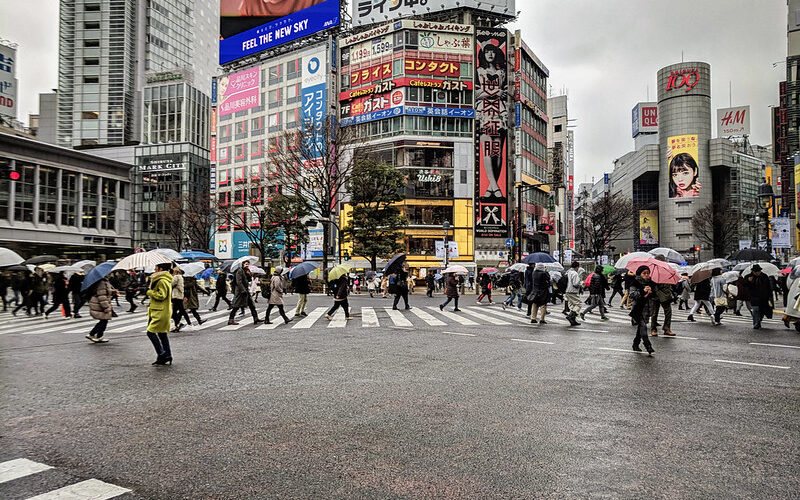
[601,264,616,275]
[737,261,780,277]
[383,254,406,274]
[722,271,740,284]
[37,263,56,272]
[625,257,680,284]
[549,270,563,282]
[50,265,83,274]
[434,273,443,280]
[230,255,258,272]
[781,267,792,275]
[690,261,723,275]
[507,262,528,273]
[73,259,96,270]
[5,264,28,272]
[249,265,266,276]
[289,261,319,280]
[443,265,468,275]
[728,248,771,262]
[151,248,184,262]
[281,267,291,276]
[200,267,215,279]
[614,252,651,269]
[691,269,714,284]
[178,262,206,276]
[0,247,24,267]
[522,252,555,264]
[81,261,116,292]
[480,267,499,274]
[706,258,732,268]
[24,255,59,265]
[328,264,353,282]
[112,251,173,272]
[365,270,376,280]
[219,260,235,273]
[648,247,687,264]
[180,251,218,261]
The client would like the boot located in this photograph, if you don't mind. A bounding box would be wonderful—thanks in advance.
[632,342,642,352]
[567,312,580,326]
[687,314,695,322]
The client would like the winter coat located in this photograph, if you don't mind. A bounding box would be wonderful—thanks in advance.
[677,279,690,300]
[146,271,173,333]
[32,274,47,295]
[231,268,252,308]
[611,274,624,292]
[629,276,654,324]
[744,273,773,307]
[88,278,113,321]
[68,273,84,294]
[216,273,228,292]
[333,276,349,301]
[426,274,435,289]
[783,276,800,319]
[693,279,711,301]
[709,276,726,303]
[183,276,199,309]
[523,266,535,293]
[445,274,459,298]
[587,272,609,296]
[395,270,409,292]
[52,275,69,300]
[565,269,581,294]
[531,269,551,306]
[171,273,184,300]
[293,274,311,295]
[508,271,521,291]
[268,274,285,305]
[653,283,673,303]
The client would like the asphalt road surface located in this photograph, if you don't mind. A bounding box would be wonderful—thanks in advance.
[2,291,798,499]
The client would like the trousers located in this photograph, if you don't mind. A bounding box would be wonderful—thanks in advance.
[650,301,672,332]
[295,294,308,315]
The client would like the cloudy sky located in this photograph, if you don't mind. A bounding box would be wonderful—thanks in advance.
[1,0,787,182]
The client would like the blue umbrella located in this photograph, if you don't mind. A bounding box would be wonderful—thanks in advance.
[522,252,556,264]
[288,261,319,280]
[81,261,115,292]
[383,253,406,274]
[200,267,215,279]
[180,251,218,261]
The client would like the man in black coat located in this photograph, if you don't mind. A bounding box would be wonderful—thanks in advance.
[293,273,311,317]
[580,265,609,321]
[212,271,233,311]
[744,264,773,329]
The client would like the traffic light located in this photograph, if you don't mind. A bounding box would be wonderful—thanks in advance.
[692,246,700,252]
[540,224,553,232]
[343,251,350,261]
[1,164,20,181]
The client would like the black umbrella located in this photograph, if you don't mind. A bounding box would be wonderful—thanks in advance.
[383,254,406,274]
[23,255,59,265]
[219,260,235,273]
[728,249,771,262]
[5,264,29,272]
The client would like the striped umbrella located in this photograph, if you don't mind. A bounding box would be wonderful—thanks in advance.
[111,251,173,271]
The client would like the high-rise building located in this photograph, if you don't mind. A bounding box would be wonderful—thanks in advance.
[783,0,800,215]
[547,94,572,257]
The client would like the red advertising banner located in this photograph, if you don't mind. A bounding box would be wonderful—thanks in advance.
[349,61,393,87]
[404,58,460,77]
[340,89,405,119]
[339,77,472,102]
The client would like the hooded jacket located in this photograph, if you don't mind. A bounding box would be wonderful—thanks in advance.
[146,271,173,333]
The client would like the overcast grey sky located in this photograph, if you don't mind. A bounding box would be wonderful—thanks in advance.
[1,0,787,182]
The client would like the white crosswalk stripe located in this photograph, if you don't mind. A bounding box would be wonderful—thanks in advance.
[0,458,130,498]
[292,307,327,329]
[457,307,511,325]
[468,306,530,324]
[361,307,379,327]
[328,311,349,328]
[409,307,446,326]
[385,307,413,326]
[0,458,52,483]
[427,306,478,325]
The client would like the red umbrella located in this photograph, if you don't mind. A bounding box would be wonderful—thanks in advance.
[625,257,680,285]
[479,267,499,274]
[584,274,593,288]
[781,267,792,275]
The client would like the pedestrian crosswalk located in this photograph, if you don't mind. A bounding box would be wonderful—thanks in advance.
[0,299,781,338]
[0,458,131,499]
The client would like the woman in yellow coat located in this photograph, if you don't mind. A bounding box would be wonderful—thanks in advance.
[147,263,174,365]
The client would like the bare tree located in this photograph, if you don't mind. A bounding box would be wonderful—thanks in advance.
[160,192,220,251]
[581,194,636,259]
[161,197,185,250]
[692,203,741,257]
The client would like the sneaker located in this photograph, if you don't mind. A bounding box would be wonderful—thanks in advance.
[539,320,547,324]
[664,330,676,336]
[227,320,239,325]
[600,317,608,321]
[579,312,586,321]
[632,343,642,352]
[530,319,538,324]
[650,330,658,336]
[85,334,97,342]
[687,314,695,322]
[453,308,462,312]
[345,316,352,320]
[96,337,109,343]
[301,312,308,317]
[501,303,506,310]
[325,314,333,320]
[439,304,444,311]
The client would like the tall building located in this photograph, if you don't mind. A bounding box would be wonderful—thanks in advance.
[783,0,800,215]
[547,94,572,257]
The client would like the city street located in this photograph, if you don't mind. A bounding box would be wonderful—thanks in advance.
[1,292,798,498]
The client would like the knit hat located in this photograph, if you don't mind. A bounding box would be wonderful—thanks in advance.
[595,265,604,274]
[635,265,650,276]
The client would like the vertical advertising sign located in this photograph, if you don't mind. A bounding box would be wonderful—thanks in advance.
[772,217,791,249]
[716,105,750,137]
[302,46,328,158]
[638,210,659,245]
[667,134,700,198]
[0,43,17,119]
[218,66,261,116]
[474,29,509,238]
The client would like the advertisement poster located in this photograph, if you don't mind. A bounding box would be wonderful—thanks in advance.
[667,134,700,198]
[218,67,261,116]
[301,47,328,158]
[772,217,791,249]
[215,233,232,259]
[0,43,17,119]
[638,210,658,245]
[474,29,509,238]
[717,105,750,137]
[352,0,515,27]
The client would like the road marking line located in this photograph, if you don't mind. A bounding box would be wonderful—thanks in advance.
[444,331,476,337]
[750,342,800,349]
[192,311,239,330]
[599,347,641,353]
[669,335,698,340]
[255,320,281,330]
[384,307,413,327]
[292,307,327,329]
[328,310,348,328]
[714,359,790,369]
[428,307,478,325]
[466,306,529,324]
[26,478,131,499]
[457,307,510,325]
[510,338,554,345]
[0,458,52,483]
[408,307,446,326]
[361,307,379,328]
[581,329,611,333]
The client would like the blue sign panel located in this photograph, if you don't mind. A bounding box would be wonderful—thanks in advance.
[340,106,475,127]
[219,0,340,65]
[515,103,521,127]
[233,231,252,259]
[211,77,217,104]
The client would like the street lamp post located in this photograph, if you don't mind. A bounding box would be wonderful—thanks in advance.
[758,180,775,255]
[442,220,451,268]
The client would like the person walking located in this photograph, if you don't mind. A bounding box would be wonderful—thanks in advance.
[183,273,205,326]
[228,261,261,325]
[211,271,233,311]
[649,281,676,336]
[620,271,634,309]
[380,276,389,298]
[170,267,191,332]
[146,262,174,365]
[392,267,411,310]
[124,270,138,313]
[12,271,33,316]
[476,273,493,304]
[529,263,551,324]
[426,272,435,297]
[439,272,461,311]
[502,270,523,310]
[0,271,9,312]
[709,268,727,326]
[743,264,773,330]
[580,265,609,321]
[44,271,72,319]
[676,273,690,310]
[325,275,351,320]
[563,261,583,326]
[30,271,47,315]
[687,276,713,322]
[629,265,655,355]
[86,276,113,343]
[293,273,310,317]
[69,271,86,318]
[608,273,624,306]
[264,267,292,324]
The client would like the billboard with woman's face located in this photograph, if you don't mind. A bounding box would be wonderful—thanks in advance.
[667,134,701,198]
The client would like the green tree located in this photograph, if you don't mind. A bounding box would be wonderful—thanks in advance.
[263,195,311,266]
[343,159,408,271]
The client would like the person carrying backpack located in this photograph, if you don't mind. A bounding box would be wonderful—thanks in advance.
[580,265,609,321]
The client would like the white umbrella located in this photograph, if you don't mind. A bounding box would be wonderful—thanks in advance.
[507,263,528,272]
[151,248,184,261]
[790,257,800,268]
[249,265,266,275]
[614,252,651,269]
[691,261,724,275]
[543,262,564,272]
[549,270,563,282]
[112,251,173,272]
[0,247,24,267]
[73,259,96,270]
[230,255,258,272]
[178,262,206,276]
[443,265,469,275]
[648,247,687,264]
[722,271,740,284]
[51,265,83,274]
[737,261,780,277]
[707,258,732,268]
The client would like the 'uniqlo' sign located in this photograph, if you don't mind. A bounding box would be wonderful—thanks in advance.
[632,102,657,137]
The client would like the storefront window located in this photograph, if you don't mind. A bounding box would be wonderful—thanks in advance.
[62,172,78,226]
[0,157,11,220]
[101,178,116,230]
[14,163,36,223]
[39,166,58,224]
[402,168,454,198]
[407,237,437,256]
[82,174,98,229]
[404,205,453,226]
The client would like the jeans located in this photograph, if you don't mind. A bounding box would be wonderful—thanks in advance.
[265,303,290,323]
[393,290,409,309]
[608,289,622,305]
[90,319,108,338]
[295,294,308,315]
[147,331,171,358]
[582,295,607,318]
[750,305,764,328]
[633,318,653,351]
[689,300,713,316]
[171,298,190,325]
[650,301,672,332]
[504,289,522,307]
[441,296,459,310]
[327,299,350,317]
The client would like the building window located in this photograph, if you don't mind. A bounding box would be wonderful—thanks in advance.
[268,64,282,83]
[269,88,282,108]
[84,39,100,48]
[14,163,35,223]
[38,166,58,225]
[82,175,98,229]
[268,112,282,131]
[84,22,100,29]
[62,172,78,226]
[286,83,300,103]
[234,143,247,162]
[250,139,263,159]
[84,58,99,66]
[554,124,562,132]
[407,237,437,256]
[404,205,453,226]
[101,179,116,230]
[286,58,300,79]
[0,157,11,219]
[250,116,264,135]
[83,76,99,84]
[82,111,99,119]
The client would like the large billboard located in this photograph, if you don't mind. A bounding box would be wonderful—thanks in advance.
[301,47,328,158]
[631,102,657,138]
[667,134,700,198]
[474,29,509,238]
[219,0,340,64]
[352,0,514,27]
[0,43,17,120]
[218,67,261,116]
[717,105,750,137]
[639,210,658,245]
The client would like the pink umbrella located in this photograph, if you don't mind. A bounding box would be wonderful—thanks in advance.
[479,267,499,274]
[584,274,593,288]
[625,257,680,285]
[781,267,792,275]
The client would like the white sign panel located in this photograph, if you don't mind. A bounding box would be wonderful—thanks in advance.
[447,241,459,258]
[435,240,445,259]
[352,0,515,27]
[738,239,752,250]
[717,105,750,137]
[772,217,791,248]
[0,43,17,119]
[563,249,573,263]
[348,35,393,65]
[216,233,232,259]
